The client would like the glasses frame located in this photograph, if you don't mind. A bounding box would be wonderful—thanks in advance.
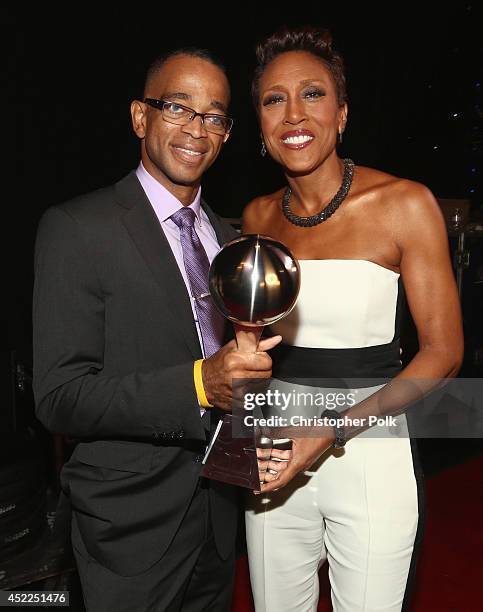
[143,98,233,135]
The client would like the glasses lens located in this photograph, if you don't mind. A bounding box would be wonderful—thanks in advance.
[162,102,192,123]
[155,100,233,135]
[204,115,232,135]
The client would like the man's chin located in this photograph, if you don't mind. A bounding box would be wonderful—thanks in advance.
[170,174,202,187]
[143,158,205,191]
[166,162,210,187]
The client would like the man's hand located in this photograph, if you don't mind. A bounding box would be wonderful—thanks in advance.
[257,435,334,494]
[202,335,282,410]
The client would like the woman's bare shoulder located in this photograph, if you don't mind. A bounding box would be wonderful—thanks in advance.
[356,165,438,214]
[242,188,285,232]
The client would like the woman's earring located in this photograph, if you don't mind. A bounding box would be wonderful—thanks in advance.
[338,130,343,144]
[260,141,267,157]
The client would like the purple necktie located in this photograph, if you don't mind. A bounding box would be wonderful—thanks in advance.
[171,207,224,357]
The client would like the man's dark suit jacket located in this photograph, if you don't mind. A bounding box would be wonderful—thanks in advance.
[33,171,239,576]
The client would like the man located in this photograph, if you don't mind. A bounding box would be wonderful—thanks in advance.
[33,49,280,611]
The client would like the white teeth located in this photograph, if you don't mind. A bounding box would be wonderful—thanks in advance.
[175,147,203,156]
[282,135,314,145]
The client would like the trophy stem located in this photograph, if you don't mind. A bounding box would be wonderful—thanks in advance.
[234,324,263,352]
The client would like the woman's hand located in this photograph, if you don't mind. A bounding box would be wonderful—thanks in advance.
[257,436,334,493]
[257,447,291,484]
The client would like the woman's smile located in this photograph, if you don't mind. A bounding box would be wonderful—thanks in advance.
[280,129,315,149]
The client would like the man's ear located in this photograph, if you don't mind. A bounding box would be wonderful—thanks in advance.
[130,100,147,139]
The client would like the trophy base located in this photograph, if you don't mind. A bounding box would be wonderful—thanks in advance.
[200,414,262,490]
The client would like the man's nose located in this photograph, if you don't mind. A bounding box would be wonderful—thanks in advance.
[181,115,208,138]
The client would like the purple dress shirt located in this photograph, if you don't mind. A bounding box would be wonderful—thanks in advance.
[136,162,225,359]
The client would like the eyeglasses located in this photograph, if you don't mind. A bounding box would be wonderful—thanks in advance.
[144,98,233,136]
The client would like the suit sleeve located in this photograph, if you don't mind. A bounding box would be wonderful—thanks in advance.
[33,206,206,441]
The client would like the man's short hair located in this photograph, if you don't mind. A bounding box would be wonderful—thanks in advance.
[144,47,229,95]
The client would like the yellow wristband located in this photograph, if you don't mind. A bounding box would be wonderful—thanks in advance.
[193,359,213,408]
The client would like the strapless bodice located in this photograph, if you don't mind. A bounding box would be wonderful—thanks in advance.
[271,259,401,350]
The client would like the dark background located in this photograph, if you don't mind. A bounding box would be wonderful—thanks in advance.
[5,3,482,351]
[2,6,483,595]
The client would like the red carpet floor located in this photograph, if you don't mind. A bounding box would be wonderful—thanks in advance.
[231,455,483,611]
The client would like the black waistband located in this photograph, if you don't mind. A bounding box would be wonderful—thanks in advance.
[271,339,402,387]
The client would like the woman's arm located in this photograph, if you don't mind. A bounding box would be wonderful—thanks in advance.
[392,182,463,377]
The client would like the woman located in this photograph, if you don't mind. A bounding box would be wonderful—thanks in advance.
[243,26,463,612]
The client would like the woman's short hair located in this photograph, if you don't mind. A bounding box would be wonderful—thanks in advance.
[252,25,347,109]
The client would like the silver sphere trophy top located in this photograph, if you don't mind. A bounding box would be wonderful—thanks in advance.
[200,235,300,490]
[209,233,300,348]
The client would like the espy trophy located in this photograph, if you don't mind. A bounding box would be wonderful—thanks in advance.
[200,234,300,490]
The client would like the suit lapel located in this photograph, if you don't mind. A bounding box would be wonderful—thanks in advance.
[200,199,238,347]
[115,172,201,359]
[201,199,237,247]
